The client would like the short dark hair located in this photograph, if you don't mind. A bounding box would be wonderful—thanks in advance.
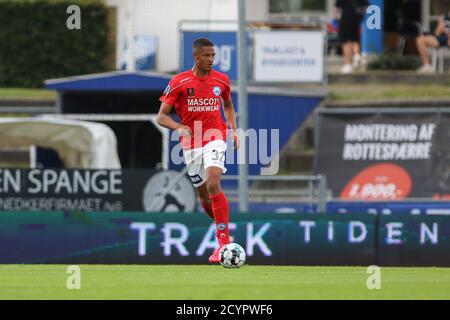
[192,38,214,49]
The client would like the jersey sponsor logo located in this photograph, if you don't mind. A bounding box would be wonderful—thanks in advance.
[163,85,170,95]
[187,98,220,112]
[187,98,220,106]
[213,86,221,96]
[187,105,220,112]
[187,88,195,97]
[188,106,220,112]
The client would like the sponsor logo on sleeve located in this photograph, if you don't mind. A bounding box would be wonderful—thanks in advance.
[163,85,170,95]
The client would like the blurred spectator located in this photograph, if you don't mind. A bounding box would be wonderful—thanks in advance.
[416,13,450,74]
[335,0,369,74]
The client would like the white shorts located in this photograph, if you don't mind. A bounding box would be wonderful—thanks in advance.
[183,140,227,188]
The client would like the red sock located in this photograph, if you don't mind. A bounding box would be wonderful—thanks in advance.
[200,200,214,220]
[209,191,230,246]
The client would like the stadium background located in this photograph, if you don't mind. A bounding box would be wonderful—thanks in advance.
[0,0,450,300]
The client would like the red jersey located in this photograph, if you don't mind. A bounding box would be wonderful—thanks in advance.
[159,69,230,150]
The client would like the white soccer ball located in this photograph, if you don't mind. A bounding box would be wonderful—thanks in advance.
[219,243,246,268]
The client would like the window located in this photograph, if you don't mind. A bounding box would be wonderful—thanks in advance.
[430,0,450,16]
[269,0,327,14]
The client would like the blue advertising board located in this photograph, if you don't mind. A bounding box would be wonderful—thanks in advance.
[182,31,237,80]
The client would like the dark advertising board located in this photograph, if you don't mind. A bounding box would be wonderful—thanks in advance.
[0,169,196,212]
[0,211,449,266]
[0,212,375,265]
[315,109,450,200]
[378,214,450,266]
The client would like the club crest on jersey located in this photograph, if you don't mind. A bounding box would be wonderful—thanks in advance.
[213,86,221,96]
[186,87,195,97]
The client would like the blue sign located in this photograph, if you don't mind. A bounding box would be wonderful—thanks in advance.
[120,35,157,71]
[182,31,237,80]
[361,0,384,55]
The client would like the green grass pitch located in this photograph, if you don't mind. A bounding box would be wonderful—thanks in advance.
[0,265,449,300]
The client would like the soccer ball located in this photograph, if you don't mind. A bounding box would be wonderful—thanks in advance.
[219,243,246,268]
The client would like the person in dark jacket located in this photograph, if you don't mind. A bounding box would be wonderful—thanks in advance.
[335,0,369,74]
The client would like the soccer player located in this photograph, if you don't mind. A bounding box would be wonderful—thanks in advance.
[157,38,239,263]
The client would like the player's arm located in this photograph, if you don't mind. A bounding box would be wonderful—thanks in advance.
[223,97,239,149]
[157,102,192,137]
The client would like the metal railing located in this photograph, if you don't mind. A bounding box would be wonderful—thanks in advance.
[221,174,327,213]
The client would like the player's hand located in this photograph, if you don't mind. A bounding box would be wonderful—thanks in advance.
[231,131,240,150]
[176,125,192,138]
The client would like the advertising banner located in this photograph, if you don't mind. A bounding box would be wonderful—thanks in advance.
[315,110,450,200]
[253,31,324,82]
[1,211,448,266]
[378,214,450,266]
[0,169,196,212]
[0,212,375,265]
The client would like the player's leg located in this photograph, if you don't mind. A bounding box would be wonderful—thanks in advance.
[206,166,230,263]
[206,167,228,246]
[202,140,230,263]
[183,146,213,219]
[195,183,214,219]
